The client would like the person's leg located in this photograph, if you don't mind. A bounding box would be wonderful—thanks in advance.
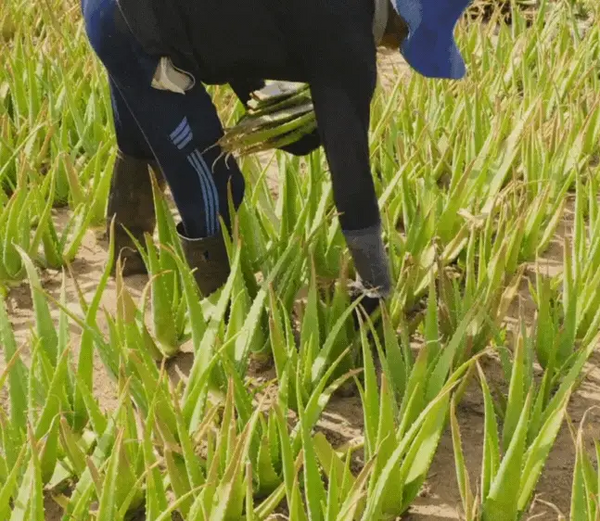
[82,0,164,274]
[103,78,168,275]
[82,0,244,294]
[109,77,154,161]
[84,0,244,236]
[113,81,244,239]
[110,78,244,296]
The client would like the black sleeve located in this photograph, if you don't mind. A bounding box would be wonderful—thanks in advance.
[308,72,380,232]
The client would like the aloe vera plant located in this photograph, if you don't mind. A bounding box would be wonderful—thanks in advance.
[218,81,317,156]
[451,322,599,521]
[570,409,600,521]
[1,0,599,520]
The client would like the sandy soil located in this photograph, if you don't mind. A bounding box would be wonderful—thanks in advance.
[2,52,598,520]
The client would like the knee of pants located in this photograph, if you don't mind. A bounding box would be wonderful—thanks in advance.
[110,86,154,160]
[114,132,154,161]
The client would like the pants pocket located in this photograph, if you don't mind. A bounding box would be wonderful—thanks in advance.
[151,57,196,94]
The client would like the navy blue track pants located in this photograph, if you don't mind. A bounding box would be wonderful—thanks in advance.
[82,0,245,239]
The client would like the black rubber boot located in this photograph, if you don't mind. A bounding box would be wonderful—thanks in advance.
[106,151,165,276]
[177,223,231,298]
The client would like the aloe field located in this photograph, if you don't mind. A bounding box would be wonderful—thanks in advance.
[1,0,600,519]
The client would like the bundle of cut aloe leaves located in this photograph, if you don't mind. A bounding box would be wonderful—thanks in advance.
[218,80,317,156]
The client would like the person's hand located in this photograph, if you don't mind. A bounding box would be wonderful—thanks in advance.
[249,81,322,156]
[276,128,321,156]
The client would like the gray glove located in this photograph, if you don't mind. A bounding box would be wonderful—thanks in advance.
[343,224,392,300]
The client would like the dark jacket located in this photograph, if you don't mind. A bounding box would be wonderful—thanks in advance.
[116,0,381,231]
